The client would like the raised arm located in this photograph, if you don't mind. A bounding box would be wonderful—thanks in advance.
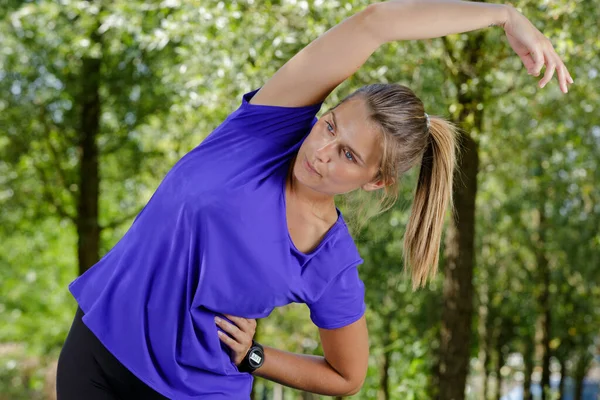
[251,0,572,108]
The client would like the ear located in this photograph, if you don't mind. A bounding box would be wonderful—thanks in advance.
[361,177,388,192]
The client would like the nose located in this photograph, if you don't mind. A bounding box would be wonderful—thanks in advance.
[315,137,338,163]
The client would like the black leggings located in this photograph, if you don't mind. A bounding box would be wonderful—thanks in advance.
[56,307,168,400]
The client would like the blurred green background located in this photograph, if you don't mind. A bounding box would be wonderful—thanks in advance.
[1,0,599,399]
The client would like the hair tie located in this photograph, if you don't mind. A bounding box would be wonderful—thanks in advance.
[424,113,431,129]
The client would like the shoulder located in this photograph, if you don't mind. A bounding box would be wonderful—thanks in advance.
[240,88,324,114]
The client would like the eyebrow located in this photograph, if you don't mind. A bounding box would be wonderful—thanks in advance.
[330,110,366,165]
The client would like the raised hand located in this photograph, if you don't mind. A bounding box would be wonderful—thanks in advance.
[503,5,573,93]
[215,314,257,366]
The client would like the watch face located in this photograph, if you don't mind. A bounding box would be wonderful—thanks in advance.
[248,349,263,367]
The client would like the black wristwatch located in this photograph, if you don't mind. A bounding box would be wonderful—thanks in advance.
[238,340,264,373]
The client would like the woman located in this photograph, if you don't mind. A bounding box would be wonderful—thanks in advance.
[57,1,572,398]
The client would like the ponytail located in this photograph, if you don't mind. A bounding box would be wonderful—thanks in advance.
[335,84,458,289]
[403,116,458,289]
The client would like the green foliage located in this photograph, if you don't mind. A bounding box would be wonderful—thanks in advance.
[1,0,599,398]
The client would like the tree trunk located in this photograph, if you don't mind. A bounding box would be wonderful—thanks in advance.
[574,377,583,400]
[479,278,491,400]
[438,132,478,400]
[495,338,505,400]
[483,364,490,400]
[437,32,484,400]
[379,348,390,400]
[573,351,591,400]
[557,356,566,400]
[482,330,493,400]
[522,337,534,400]
[534,206,551,400]
[77,14,102,276]
[480,312,494,400]
[379,316,392,400]
[540,304,552,400]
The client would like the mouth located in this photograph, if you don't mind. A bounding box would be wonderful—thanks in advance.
[304,156,321,176]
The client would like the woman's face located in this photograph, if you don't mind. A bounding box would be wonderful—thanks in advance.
[293,97,386,196]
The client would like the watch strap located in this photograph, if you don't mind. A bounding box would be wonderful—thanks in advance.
[238,340,264,374]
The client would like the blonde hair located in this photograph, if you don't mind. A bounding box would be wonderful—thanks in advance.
[337,84,458,289]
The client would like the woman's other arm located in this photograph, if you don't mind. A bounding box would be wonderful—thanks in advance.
[254,316,369,396]
[251,0,572,108]
[217,313,368,395]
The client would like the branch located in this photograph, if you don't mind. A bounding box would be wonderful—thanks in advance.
[441,36,460,77]
[489,83,517,99]
[39,108,74,195]
[100,208,143,231]
[32,162,75,222]
[101,132,132,155]
[36,108,78,221]
[515,249,535,282]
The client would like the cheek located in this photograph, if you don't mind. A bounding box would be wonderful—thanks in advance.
[328,163,360,182]
[299,135,317,156]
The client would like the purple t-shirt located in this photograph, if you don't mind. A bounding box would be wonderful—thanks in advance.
[69,89,366,399]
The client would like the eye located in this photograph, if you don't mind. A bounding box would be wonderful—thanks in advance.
[326,120,356,163]
[344,149,356,162]
[326,121,335,135]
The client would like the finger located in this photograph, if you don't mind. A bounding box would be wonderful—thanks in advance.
[223,314,255,332]
[553,52,574,85]
[565,67,574,84]
[530,46,545,76]
[555,63,568,93]
[522,53,537,74]
[215,316,244,341]
[560,63,573,91]
[551,48,572,92]
[217,330,244,352]
[223,314,246,327]
[539,57,556,89]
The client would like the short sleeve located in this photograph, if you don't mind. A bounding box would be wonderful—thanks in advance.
[218,88,324,151]
[184,88,324,187]
[307,264,366,330]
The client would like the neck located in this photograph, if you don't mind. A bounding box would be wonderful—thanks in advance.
[286,158,336,221]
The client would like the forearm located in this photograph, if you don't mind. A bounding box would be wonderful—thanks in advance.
[248,0,515,107]
[370,0,510,44]
[253,346,360,396]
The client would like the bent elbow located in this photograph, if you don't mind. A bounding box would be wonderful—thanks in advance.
[363,0,418,44]
[343,376,366,396]
[360,3,386,45]
[345,383,364,396]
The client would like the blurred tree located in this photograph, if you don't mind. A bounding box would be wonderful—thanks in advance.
[1,1,599,399]
[0,0,184,275]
